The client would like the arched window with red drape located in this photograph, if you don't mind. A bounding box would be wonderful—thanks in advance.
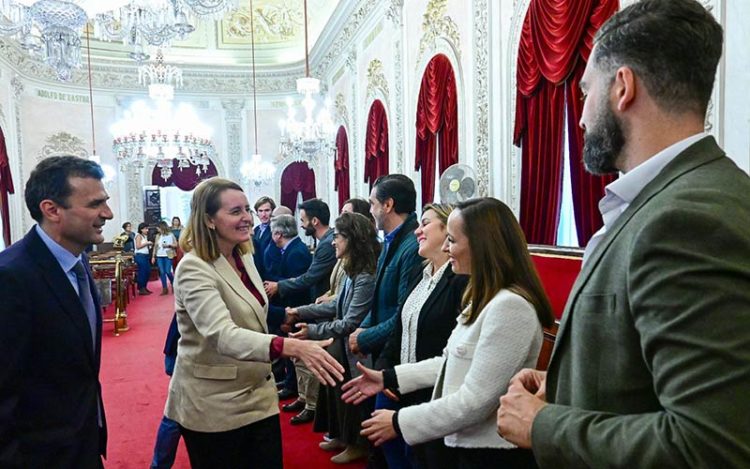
[151,158,219,190]
[334,126,350,209]
[415,54,458,207]
[0,126,15,247]
[280,161,316,214]
[514,0,619,246]
[363,99,389,190]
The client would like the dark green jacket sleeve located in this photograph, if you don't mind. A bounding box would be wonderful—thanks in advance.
[532,200,750,468]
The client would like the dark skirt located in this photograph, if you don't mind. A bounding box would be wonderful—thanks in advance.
[313,337,368,446]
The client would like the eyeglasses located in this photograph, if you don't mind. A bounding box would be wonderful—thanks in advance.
[333,232,347,240]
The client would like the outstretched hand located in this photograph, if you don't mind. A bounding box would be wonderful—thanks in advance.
[341,362,384,405]
[283,337,344,386]
[289,323,309,340]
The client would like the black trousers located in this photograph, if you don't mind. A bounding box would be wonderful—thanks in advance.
[444,446,538,469]
[181,415,283,469]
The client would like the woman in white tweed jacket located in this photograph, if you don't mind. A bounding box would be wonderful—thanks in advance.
[343,197,554,468]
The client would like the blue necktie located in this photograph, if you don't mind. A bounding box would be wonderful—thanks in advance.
[72,260,103,427]
[72,260,97,348]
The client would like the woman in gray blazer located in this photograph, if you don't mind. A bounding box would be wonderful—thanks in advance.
[164,178,343,469]
[288,212,380,464]
[343,197,554,468]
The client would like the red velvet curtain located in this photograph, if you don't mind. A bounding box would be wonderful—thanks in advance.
[280,161,316,214]
[514,0,618,246]
[0,127,15,247]
[334,126,350,209]
[414,54,458,207]
[363,100,389,190]
[151,159,219,191]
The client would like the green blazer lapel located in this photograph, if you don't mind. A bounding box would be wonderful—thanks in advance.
[553,136,725,356]
[212,254,269,332]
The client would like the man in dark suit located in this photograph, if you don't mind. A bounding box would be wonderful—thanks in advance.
[498,1,750,466]
[261,205,293,281]
[253,196,275,253]
[265,214,313,334]
[0,156,112,468]
[264,198,337,424]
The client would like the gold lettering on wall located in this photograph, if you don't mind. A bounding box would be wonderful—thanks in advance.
[36,89,90,104]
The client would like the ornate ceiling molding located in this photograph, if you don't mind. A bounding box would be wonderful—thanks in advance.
[312,0,380,80]
[0,38,303,95]
[418,0,461,65]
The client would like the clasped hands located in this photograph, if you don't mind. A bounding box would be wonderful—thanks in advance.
[496,368,548,449]
[263,281,278,298]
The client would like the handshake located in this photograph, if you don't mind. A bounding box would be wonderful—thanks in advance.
[281,307,300,334]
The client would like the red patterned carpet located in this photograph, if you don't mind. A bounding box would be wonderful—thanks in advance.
[100,280,365,468]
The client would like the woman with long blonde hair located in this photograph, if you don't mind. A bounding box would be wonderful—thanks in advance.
[164,177,343,468]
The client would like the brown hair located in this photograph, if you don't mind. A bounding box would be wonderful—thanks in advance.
[254,196,277,212]
[335,212,380,277]
[157,220,171,235]
[180,177,253,261]
[455,198,553,327]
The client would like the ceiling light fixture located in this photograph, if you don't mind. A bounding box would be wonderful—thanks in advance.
[0,0,238,80]
[240,0,274,187]
[278,0,335,164]
[138,48,182,101]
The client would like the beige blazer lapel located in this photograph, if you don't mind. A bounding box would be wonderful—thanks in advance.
[552,136,725,356]
[212,254,269,333]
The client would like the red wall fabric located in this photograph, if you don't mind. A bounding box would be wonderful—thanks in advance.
[363,100,389,190]
[531,253,582,320]
[334,126,350,210]
[414,54,459,207]
[514,0,618,246]
[0,127,16,247]
[280,161,316,214]
[150,158,219,191]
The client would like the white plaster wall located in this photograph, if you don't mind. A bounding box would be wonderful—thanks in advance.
[19,91,123,241]
[0,0,747,247]
[722,0,750,172]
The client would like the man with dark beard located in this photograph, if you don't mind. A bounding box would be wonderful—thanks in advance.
[264,198,336,424]
[497,0,750,467]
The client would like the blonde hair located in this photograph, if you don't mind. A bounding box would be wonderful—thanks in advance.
[422,202,454,225]
[180,177,253,262]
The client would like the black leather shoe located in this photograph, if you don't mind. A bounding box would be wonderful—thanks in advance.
[277,388,298,400]
[282,399,306,413]
[290,409,315,425]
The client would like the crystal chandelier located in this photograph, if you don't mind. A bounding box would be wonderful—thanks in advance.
[138,48,182,100]
[0,0,238,80]
[111,99,215,181]
[278,0,335,164]
[239,0,274,187]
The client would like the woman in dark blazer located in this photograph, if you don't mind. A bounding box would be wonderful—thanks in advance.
[376,203,469,467]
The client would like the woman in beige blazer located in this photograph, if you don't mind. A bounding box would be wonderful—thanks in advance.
[343,198,555,468]
[164,177,343,469]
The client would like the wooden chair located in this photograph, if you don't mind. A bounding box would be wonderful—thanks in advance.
[536,322,559,371]
[527,245,582,371]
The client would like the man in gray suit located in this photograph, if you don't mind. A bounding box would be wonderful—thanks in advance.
[498,1,750,467]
